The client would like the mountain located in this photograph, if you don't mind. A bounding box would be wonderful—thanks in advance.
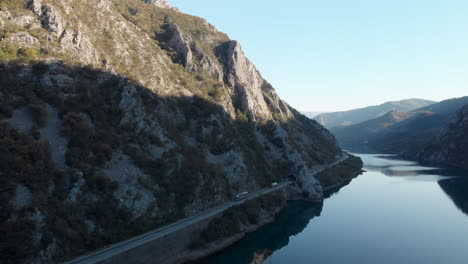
[314,98,436,129]
[367,96,468,156]
[416,104,468,169]
[302,112,324,119]
[331,110,420,147]
[332,96,468,168]
[0,0,359,263]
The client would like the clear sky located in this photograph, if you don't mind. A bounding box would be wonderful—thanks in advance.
[170,0,468,112]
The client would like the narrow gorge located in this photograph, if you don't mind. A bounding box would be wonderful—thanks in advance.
[0,0,362,263]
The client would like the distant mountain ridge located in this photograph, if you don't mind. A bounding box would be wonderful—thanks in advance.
[314,98,436,129]
[332,96,468,169]
[331,110,419,146]
[302,112,325,119]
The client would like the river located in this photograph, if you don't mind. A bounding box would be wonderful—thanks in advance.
[201,153,468,264]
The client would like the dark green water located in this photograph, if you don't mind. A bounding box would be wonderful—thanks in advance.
[202,153,468,264]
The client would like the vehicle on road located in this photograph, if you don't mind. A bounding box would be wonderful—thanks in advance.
[270,182,278,187]
[234,191,249,201]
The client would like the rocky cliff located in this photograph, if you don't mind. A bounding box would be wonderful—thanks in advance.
[0,0,345,263]
[142,0,174,10]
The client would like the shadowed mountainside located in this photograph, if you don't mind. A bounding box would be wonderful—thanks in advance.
[332,96,468,169]
[416,104,468,169]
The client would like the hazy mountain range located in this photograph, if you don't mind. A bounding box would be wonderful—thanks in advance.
[331,96,468,169]
[314,98,436,129]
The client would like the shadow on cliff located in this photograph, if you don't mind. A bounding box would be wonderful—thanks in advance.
[0,61,341,263]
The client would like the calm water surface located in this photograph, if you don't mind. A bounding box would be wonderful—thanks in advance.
[202,153,468,264]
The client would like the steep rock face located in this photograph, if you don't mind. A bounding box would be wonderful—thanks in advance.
[40,5,63,36]
[417,105,468,169]
[161,20,224,81]
[28,0,43,16]
[59,29,100,65]
[0,0,346,263]
[166,22,194,69]
[223,41,274,121]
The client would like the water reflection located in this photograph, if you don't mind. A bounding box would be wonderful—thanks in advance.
[201,201,323,264]
[366,154,468,216]
[201,178,357,264]
[439,177,468,216]
[362,154,466,178]
[202,154,468,264]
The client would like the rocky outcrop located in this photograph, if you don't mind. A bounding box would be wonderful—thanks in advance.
[0,32,39,48]
[165,22,195,70]
[0,8,40,29]
[163,21,224,81]
[59,29,100,65]
[28,0,43,16]
[142,0,175,10]
[40,5,63,37]
[250,250,273,264]
[417,104,468,169]
[222,41,273,121]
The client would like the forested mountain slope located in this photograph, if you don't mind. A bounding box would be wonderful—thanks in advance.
[0,0,350,263]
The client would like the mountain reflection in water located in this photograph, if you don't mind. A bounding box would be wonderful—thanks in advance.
[201,154,468,264]
[201,201,324,264]
[439,177,468,216]
[201,182,355,264]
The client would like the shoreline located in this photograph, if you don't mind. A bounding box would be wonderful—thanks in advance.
[322,169,364,192]
[182,167,364,264]
[177,205,285,264]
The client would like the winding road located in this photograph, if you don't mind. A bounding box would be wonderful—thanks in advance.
[64,153,349,264]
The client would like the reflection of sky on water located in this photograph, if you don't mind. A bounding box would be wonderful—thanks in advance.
[204,153,468,264]
[390,165,440,171]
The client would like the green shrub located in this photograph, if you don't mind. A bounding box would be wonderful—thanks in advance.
[0,46,18,61]
[18,48,40,59]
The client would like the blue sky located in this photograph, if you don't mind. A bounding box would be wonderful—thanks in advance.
[171,0,468,112]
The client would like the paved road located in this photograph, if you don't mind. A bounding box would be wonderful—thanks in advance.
[64,182,290,264]
[64,153,349,264]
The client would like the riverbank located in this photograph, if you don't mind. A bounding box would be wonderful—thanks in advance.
[178,202,285,264]
[187,155,364,263]
[93,155,362,264]
[201,153,468,264]
[314,154,364,192]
